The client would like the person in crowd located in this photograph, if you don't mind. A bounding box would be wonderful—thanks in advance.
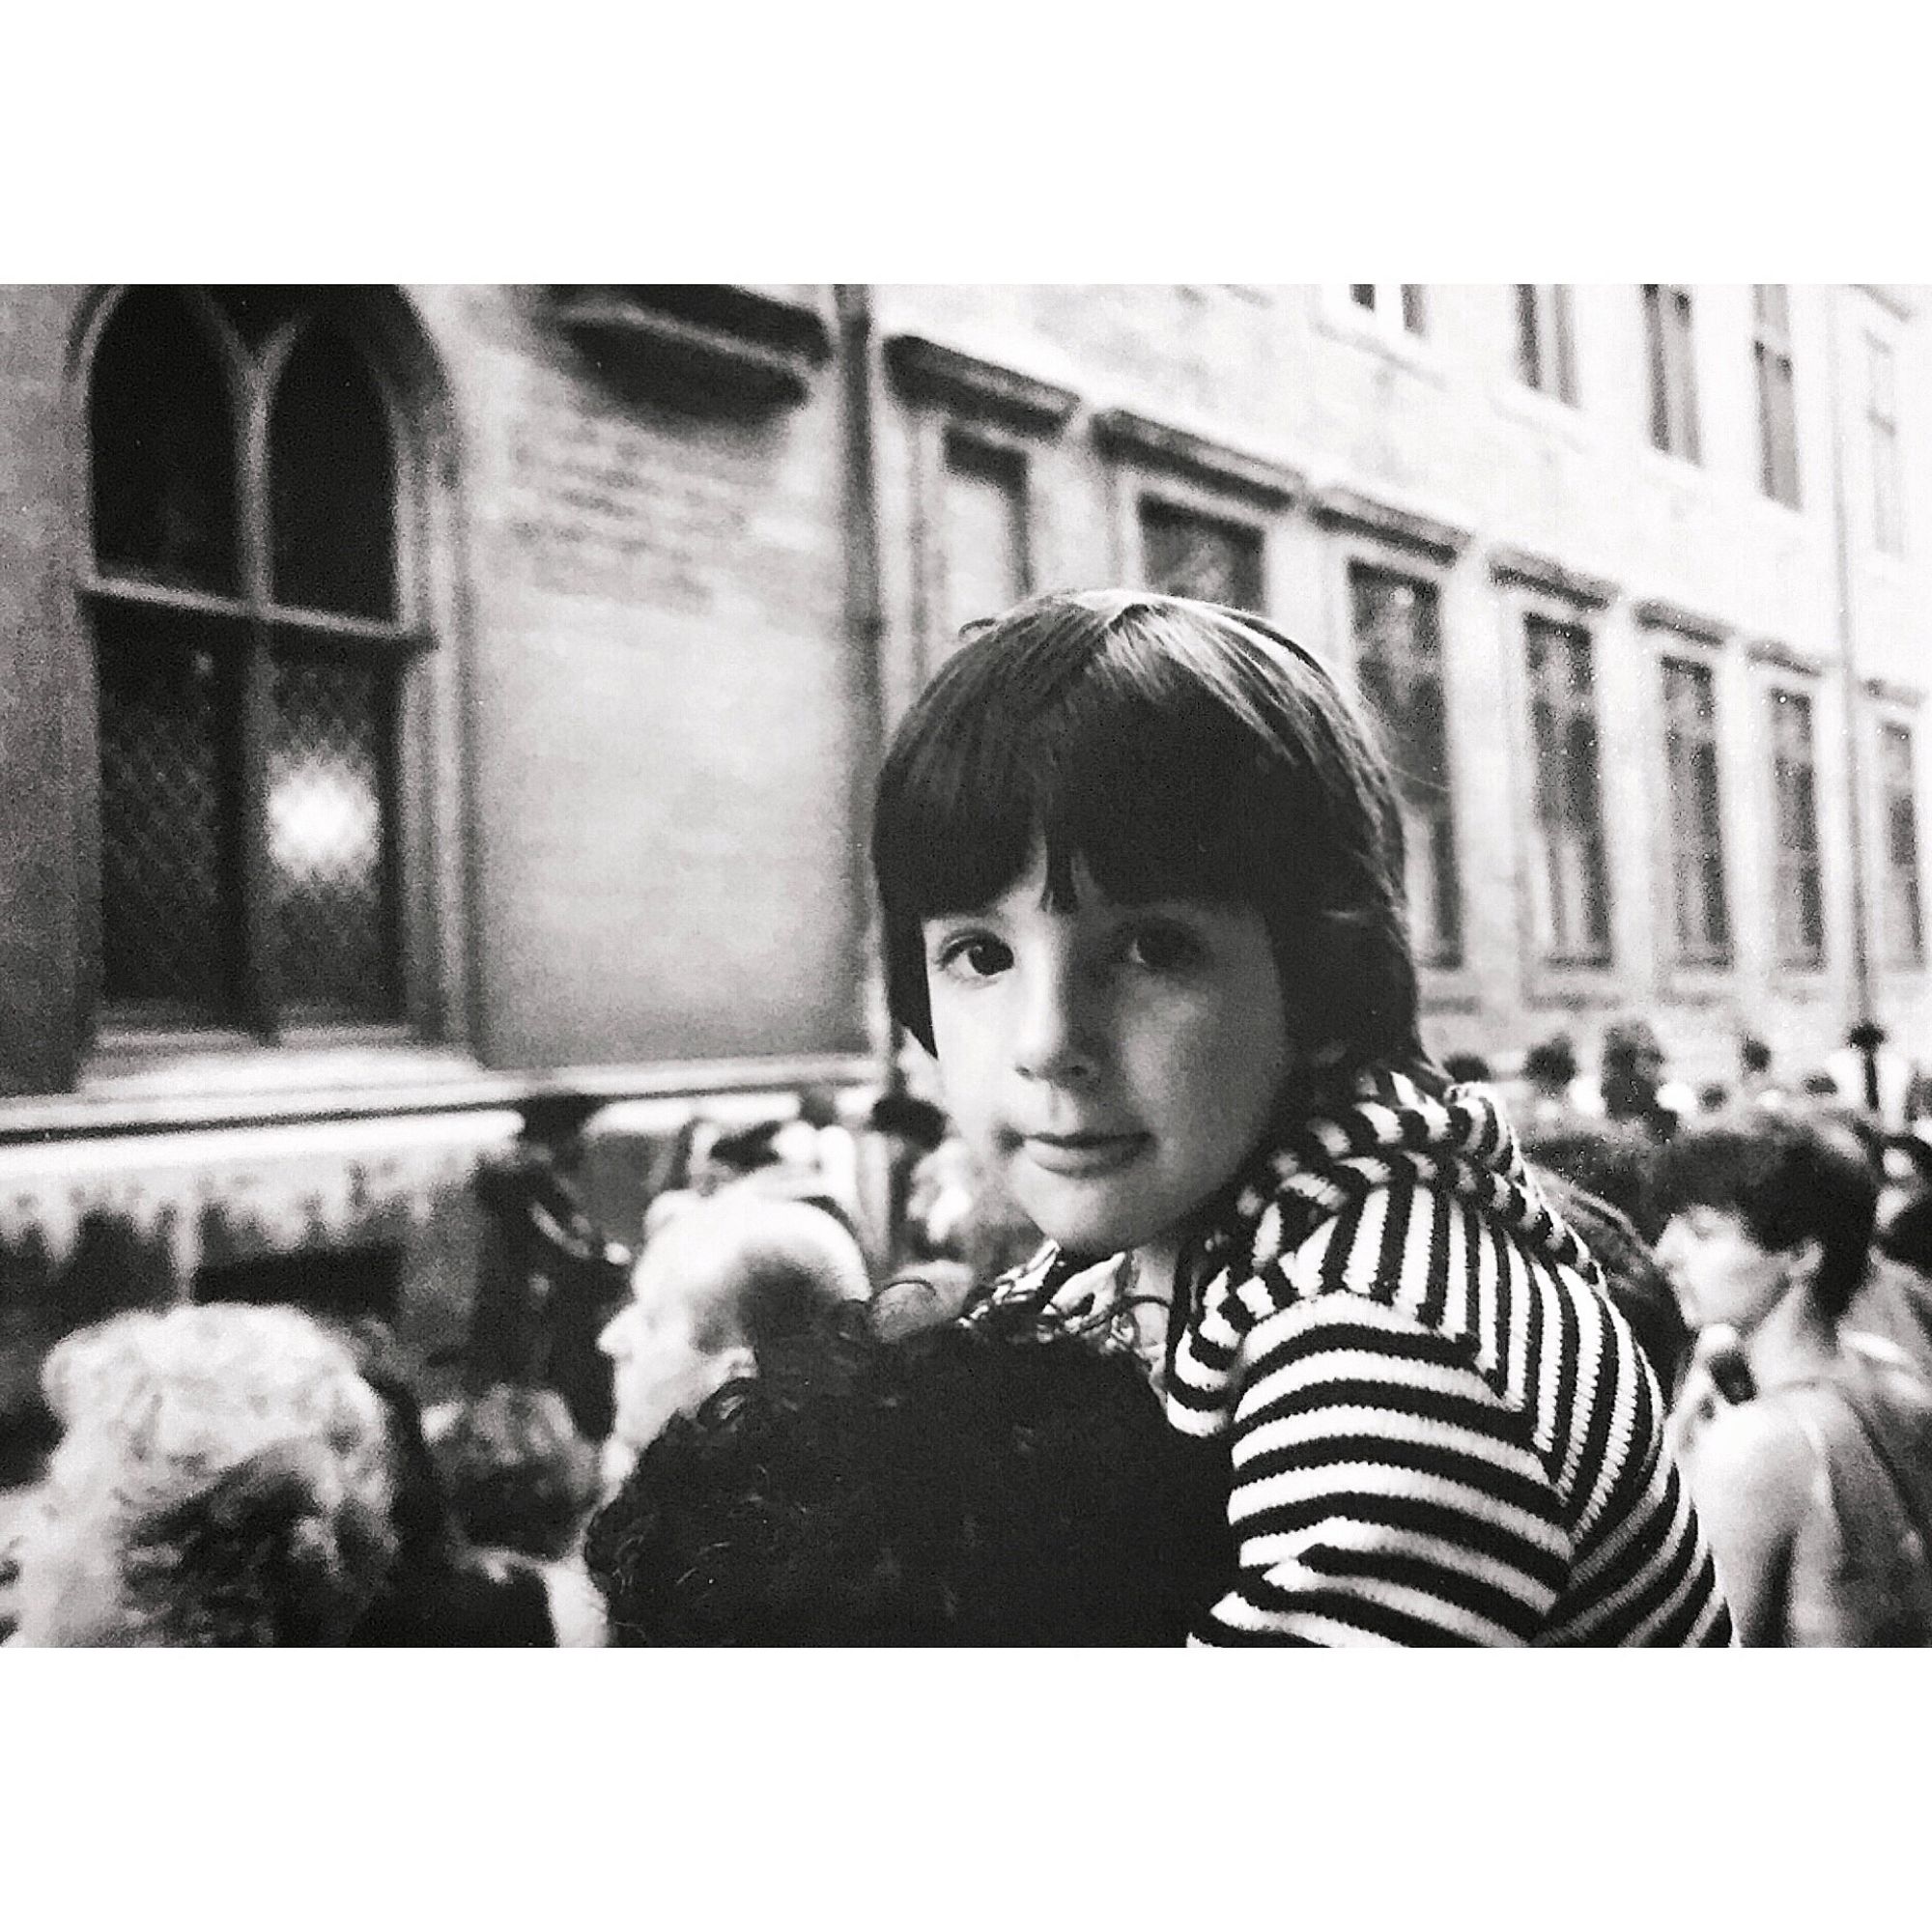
[1655,1113,1932,1644]
[596,1192,869,1492]
[426,1382,607,1643]
[1520,1118,1663,1238]
[870,588,1729,1645]
[584,1305,1206,1645]
[1738,1035,1786,1111]
[1520,1034,1587,1130]
[1441,1051,1493,1086]
[1536,1171,1692,1400]
[4,1304,396,1646]
[347,1325,601,1646]
[1600,1018,1687,1142]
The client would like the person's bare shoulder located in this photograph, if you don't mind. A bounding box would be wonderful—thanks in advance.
[1688,1397,1813,1522]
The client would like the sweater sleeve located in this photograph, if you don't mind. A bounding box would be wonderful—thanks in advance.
[1193,1293,1574,1646]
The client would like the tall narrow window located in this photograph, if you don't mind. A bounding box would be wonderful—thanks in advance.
[1349,284,1429,336]
[85,287,425,1037]
[1515,285,1578,404]
[1525,614,1612,962]
[1881,722,1924,967]
[1642,283,1701,461]
[1869,335,1905,555]
[939,433,1028,655]
[1350,565,1461,966]
[1752,285,1801,507]
[1769,688,1826,968]
[1139,499,1264,611]
[1661,657,1730,963]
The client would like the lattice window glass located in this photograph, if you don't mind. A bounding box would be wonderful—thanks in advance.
[85,286,423,1038]
[1140,499,1264,611]
[269,649,401,1018]
[1769,688,1826,968]
[1525,614,1612,961]
[1349,564,1461,966]
[1661,657,1730,963]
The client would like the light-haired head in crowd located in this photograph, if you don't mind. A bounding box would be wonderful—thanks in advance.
[598,1193,870,1471]
[7,1303,395,1646]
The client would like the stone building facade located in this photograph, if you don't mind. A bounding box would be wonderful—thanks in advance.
[0,282,1925,1386]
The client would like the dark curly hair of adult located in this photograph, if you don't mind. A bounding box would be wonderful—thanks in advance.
[583,1307,1200,1645]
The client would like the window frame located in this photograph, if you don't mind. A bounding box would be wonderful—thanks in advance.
[1657,649,1733,969]
[1878,715,1926,970]
[70,285,460,1067]
[1641,282,1702,463]
[1764,678,1829,972]
[1752,284,1802,508]
[1340,552,1463,972]
[1868,330,1906,556]
[1515,284,1579,406]
[1521,607,1615,968]
[882,332,1076,698]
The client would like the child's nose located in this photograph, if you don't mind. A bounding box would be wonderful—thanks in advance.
[1012,957,1101,1084]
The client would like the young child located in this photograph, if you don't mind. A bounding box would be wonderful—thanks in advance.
[871,588,1732,1646]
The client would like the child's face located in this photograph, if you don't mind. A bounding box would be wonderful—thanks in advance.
[922,846,1293,1264]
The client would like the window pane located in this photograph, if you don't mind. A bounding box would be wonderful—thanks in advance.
[1527,616,1610,959]
[1140,500,1264,611]
[96,603,245,1020]
[1401,285,1428,334]
[270,326,397,619]
[1642,285,1670,450]
[89,289,239,594]
[1552,286,1578,404]
[940,437,1027,654]
[268,648,402,1019]
[1350,285,1377,310]
[1516,286,1542,388]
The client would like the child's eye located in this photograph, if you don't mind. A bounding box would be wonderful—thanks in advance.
[1121,921,1204,972]
[933,933,1012,981]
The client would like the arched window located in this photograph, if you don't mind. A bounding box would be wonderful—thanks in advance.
[84,287,431,1037]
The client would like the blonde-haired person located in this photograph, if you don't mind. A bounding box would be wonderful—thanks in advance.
[5,1303,397,1646]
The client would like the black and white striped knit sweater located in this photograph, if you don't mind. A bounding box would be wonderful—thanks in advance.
[975,1063,1734,1647]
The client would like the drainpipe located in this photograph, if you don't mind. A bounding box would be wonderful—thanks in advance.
[1825,284,1878,1071]
[833,284,899,1095]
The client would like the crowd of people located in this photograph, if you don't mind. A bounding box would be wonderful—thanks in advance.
[5,587,1932,1646]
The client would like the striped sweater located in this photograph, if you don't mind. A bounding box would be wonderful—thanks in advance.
[975,1063,1734,1647]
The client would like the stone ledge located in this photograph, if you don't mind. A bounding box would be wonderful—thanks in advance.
[547,285,832,408]
[1490,545,1618,608]
[1634,597,1731,644]
[882,334,1078,433]
[1092,408,1305,508]
[1864,675,1925,709]
[1747,636,1824,677]
[1312,484,1470,561]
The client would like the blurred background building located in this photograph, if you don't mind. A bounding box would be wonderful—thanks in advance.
[1,282,1926,1391]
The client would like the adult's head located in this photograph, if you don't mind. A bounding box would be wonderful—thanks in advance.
[872,589,1419,1084]
[8,1303,395,1646]
[1652,1113,1880,1335]
[584,1312,1195,1645]
[429,1383,601,1563]
[597,1194,869,1457]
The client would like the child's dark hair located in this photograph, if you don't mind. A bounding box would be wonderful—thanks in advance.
[871,590,1420,1074]
[583,1306,1198,1645]
[430,1383,601,1562]
[1653,1114,1880,1321]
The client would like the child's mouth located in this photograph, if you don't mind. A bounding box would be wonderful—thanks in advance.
[1016,1131,1151,1179]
